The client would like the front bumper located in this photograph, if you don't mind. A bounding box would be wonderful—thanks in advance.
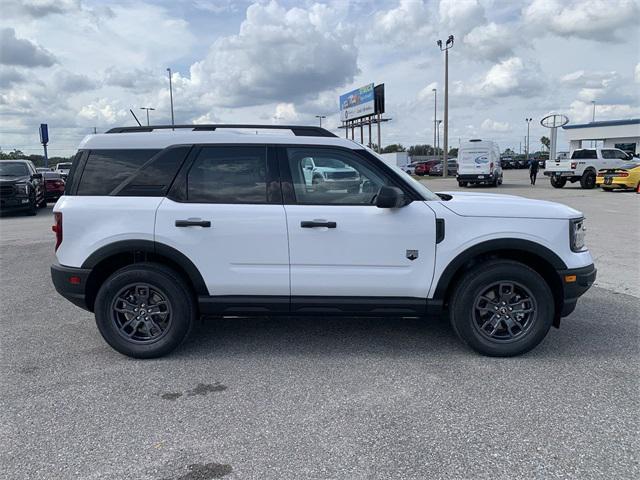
[557,263,597,318]
[0,196,32,211]
[51,262,92,311]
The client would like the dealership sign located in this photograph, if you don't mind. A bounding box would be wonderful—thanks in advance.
[340,83,375,121]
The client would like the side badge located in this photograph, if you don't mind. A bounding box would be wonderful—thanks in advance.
[406,250,419,261]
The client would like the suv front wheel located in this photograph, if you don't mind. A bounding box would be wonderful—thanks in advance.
[94,263,196,358]
[449,260,554,357]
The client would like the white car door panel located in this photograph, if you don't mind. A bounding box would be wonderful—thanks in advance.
[285,202,436,297]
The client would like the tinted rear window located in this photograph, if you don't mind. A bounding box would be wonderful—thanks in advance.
[77,149,160,195]
[571,150,597,159]
[117,146,191,196]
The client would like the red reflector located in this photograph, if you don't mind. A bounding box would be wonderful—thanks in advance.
[617,172,629,177]
[69,276,81,285]
[53,212,62,251]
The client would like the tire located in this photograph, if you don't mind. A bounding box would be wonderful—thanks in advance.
[550,176,566,188]
[449,260,554,357]
[580,170,596,189]
[458,181,467,187]
[27,198,37,215]
[94,263,196,359]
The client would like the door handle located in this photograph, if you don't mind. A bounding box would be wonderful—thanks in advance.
[301,220,336,228]
[175,219,211,228]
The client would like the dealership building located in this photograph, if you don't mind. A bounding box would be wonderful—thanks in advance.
[562,118,640,155]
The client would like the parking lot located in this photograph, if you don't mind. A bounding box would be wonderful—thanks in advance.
[1,169,638,479]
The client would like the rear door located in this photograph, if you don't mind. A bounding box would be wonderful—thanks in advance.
[280,146,436,312]
[155,144,290,300]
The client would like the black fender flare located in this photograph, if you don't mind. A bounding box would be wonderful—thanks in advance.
[432,238,567,300]
[81,239,208,295]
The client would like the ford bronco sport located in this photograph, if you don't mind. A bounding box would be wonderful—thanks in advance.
[51,124,596,358]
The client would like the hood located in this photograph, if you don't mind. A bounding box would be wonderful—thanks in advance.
[0,175,30,184]
[437,191,582,220]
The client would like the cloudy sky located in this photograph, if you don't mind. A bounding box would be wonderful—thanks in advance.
[1,0,639,156]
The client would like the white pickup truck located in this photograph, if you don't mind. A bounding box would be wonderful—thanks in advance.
[544,147,633,189]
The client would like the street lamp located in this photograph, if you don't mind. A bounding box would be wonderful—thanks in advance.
[140,107,155,126]
[315,115,326,127]
[591,100,596,146]
[166,68,175,129]
[525,118,532,162]
[436,34,454,177]
[432,88,437,156]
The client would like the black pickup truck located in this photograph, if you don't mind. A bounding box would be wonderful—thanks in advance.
[0,160,46,215]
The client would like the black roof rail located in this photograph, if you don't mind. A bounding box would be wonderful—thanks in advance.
[104,124,337,137]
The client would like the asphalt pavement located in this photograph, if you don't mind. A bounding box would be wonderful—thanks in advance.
[1,169,638,479]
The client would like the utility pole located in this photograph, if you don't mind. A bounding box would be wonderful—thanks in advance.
[315,115,326,127]
[166,68,175,129]
[140,107,155,126]
[437,35,454,177]
[436,120,442,160]
[591,100,596,147]
[432,88,437,156]
[525,118,532,162]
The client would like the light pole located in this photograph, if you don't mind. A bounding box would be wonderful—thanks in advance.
[315,115,326,127]
[436,120,442,160]
[166,68,175,129]
[525,118,532,163]
[591,100,596,146]
[436,35,454,177]
[140,107,155,126]
[432,88,437,156]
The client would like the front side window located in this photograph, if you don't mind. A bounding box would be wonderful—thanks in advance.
[287,147,387,205]
[187,146,268,203]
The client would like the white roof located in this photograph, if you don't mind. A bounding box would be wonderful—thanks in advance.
[78,130,360,151]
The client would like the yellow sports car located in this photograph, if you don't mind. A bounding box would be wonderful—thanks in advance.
[596,161,640,192]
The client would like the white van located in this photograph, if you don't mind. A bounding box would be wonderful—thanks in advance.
[457,139,503,187]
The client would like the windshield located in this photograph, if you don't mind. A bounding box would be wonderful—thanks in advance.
[0,162,29,177]
[363,147,440,201]
[57,163,72,169]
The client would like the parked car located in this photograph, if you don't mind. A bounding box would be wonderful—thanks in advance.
[43,171,66,202]
[36,167,53,174]
[596,162,640,192]
[429,159,458,176]
[302,155,361,193]
[0,159,46,215]
[55,162,73,179]
[501,157,515,169]
[457,139,503,187]
[414,160,439,176]
[51,124,595,359]
[544,147,632,189]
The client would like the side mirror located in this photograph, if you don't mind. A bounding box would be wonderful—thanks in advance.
[376,185,406,208]
[32,173,43,180]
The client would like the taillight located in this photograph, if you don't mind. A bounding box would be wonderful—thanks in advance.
[490,162,494,169]
[616,172,629,177]
[52,212,62,251]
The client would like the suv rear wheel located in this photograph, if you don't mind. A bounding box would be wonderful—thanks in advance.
[94,263,195,358]
[449,260,554,357]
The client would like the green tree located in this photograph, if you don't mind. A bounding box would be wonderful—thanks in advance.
[408,144,433,156]
[381,144,406,153]
[540,136,550,151]
[448,147,458,157]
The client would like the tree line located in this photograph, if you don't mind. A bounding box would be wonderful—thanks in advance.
[0,149,74,168]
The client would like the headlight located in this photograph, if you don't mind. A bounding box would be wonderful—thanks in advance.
[15,183,30,195]
[570,217,587,252]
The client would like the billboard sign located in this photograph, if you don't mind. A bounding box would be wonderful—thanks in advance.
[340,83,375,121]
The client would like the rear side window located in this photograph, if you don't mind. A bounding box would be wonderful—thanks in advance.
[186,146,267,203]
[117,146,191,196]
[571,150,597,159]
[77,149,160,195]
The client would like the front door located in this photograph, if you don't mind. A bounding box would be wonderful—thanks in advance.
[280,146,436,309]
[155,145,290,299]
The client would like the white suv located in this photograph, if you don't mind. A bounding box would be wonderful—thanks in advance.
[544,147,632,189]
[51,124,596,358]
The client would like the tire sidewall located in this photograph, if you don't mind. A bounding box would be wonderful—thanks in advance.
[450,261,554,357]
[94,264,195,358]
